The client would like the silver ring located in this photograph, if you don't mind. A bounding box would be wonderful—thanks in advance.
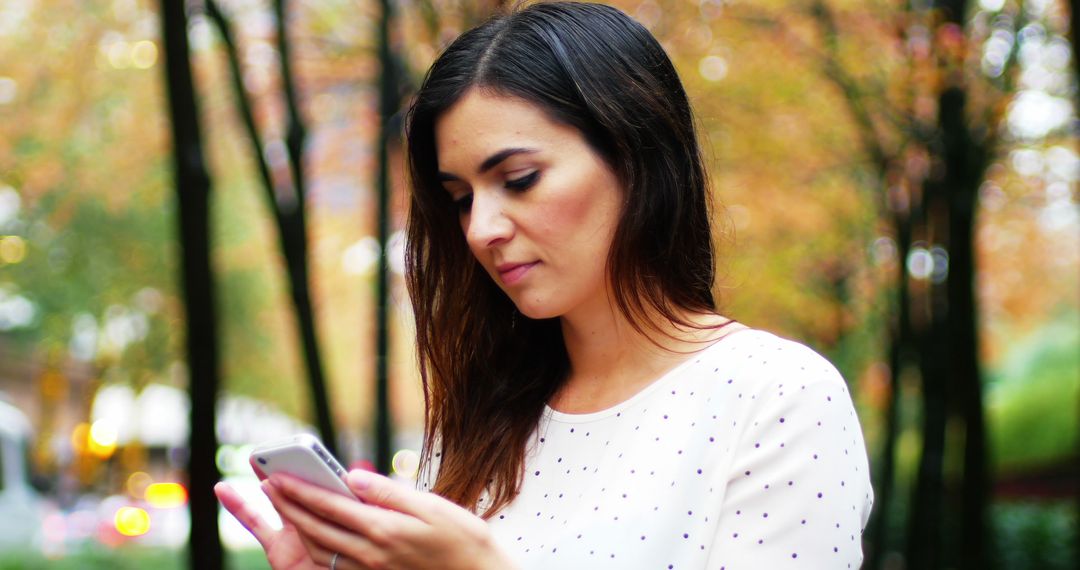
[329,552,339,570]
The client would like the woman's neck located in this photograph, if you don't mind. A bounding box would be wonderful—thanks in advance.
[551,298,739,414]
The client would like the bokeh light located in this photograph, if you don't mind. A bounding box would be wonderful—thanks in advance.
[0,185,19,224]
[0,77,15,105]
[88,418,119,458]
[70,422,90,453]
[106,40,133,69]
[342,237,380,275]
[870,237,898,267]
[145,482,187,509]
[0,235,26,264]
[114,506,150,537]
[929,246,950,284]
[126,471,153,498]
[42,512,66,546]
[391,448,420,479]
[698,55,728,82]
[0,288,35,330]
[906,246,934,280]
[131,40,157,69]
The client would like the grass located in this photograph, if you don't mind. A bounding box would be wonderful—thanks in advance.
[0,546,270,570]
[987,310,1080,473]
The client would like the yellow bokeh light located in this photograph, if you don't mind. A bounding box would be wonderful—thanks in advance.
[0,236,26,264]
[71,423,90,453]
[107,41,132,69]
[88,419,118,458]
[90,419,118,446]
[126,471,153,498]
[698,55,728,82]
[145,482,187,509]
[391,449,420,479]
[132,41,157,69]
[114,507,150,537]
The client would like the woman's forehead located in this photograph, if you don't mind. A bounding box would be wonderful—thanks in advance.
[434,90,580,170]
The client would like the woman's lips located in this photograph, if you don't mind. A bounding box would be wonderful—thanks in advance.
[497,261,539,285]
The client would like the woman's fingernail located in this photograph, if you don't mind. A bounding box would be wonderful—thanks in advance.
[347,469,371,491]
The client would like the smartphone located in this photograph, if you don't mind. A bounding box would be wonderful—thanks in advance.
[249,434,354,498]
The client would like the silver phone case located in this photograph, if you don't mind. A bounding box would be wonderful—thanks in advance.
[250,434,353,497]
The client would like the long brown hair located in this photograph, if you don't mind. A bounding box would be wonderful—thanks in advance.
[405,2,720,517]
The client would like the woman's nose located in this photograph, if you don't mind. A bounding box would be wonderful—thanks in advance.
[465,191,514,249]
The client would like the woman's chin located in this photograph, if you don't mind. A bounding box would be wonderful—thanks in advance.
[513,299,561,321]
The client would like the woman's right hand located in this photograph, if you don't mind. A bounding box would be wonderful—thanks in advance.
[214,481,320,570]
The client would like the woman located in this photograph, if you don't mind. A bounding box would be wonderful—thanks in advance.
[216,2,875,568]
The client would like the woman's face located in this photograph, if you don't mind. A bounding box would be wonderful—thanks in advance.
[435,89,623,321]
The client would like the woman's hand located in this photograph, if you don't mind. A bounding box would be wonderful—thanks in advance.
[260,469,517,570]
[214,481,321,570]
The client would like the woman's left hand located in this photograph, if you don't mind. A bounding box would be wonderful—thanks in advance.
[263,469,518,570]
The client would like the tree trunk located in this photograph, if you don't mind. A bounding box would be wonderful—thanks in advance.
[204,0,338,458]
[866,211,913,570]
[932,0,990,559]
[938,83,989,570]
[373,0,397,476]
[159,1,224,568]
[904,0,991,566]
[273,0,338,459]
[906,231,950,570]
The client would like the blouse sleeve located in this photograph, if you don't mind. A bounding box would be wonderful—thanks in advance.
[706,345,874,569]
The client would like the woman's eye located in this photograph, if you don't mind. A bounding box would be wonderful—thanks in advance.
[453,194,473,213]
[505,171,540,191]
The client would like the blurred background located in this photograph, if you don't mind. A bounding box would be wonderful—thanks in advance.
[0,0,1075,568]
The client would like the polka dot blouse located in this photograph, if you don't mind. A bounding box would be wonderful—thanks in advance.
[420,329,875,569]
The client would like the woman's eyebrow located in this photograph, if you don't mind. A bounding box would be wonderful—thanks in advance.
[438,147,538,181]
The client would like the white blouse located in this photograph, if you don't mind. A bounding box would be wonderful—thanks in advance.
[421,329,874,569]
